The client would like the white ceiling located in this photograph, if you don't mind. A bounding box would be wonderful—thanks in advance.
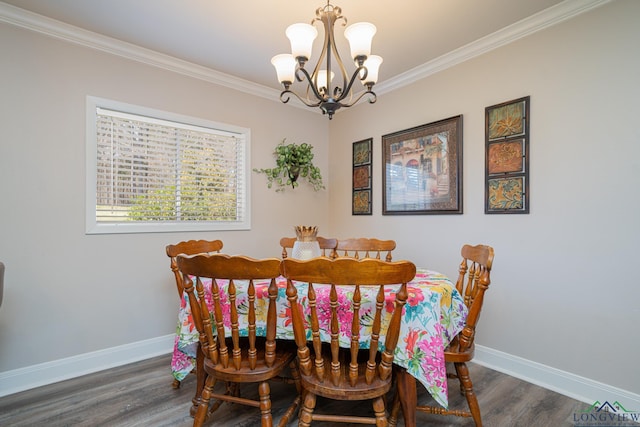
[1,0,605,92]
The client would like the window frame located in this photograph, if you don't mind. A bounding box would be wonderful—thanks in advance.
[85,96,251,234]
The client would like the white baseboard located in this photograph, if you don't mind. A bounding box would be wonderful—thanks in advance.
[0,334,174,397]
[474,344,640,408]
[2,337,639,410]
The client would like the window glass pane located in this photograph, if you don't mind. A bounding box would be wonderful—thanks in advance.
[86,97,250,234]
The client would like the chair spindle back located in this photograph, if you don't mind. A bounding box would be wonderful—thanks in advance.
[335,238,396,261]
[176,254,282,371]
[280,236,338,259]
[166,239,223,298]
[454,244,494,353]
[281,257,416,387]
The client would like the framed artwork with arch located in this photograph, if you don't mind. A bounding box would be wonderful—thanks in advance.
[382,115,463,215]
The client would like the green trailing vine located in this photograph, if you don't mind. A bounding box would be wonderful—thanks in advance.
[254,140,324,192]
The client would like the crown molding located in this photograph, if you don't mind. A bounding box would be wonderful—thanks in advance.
[375,0,612,95]
[1,0,611,103]
[0,1,280,102]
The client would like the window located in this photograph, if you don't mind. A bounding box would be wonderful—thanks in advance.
[86,96,251,234]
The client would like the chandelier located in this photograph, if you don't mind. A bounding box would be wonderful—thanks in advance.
[271,2,382,120]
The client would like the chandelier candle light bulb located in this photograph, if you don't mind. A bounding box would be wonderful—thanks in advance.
[271,1,382,119]
[271,54,297,85]
[316,70,335,93]
[344,22,376,59]
[286,23,318,62]
[361,55,383,85]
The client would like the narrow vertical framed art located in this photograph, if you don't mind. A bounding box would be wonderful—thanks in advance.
[485,96,530,214]
[352,138,372,215]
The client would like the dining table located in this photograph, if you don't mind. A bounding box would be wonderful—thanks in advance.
[171,267,468,422]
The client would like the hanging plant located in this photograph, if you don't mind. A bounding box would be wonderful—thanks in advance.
[254,139,324,192]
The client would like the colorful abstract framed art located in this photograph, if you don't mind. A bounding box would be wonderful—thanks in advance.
[382,115,463,215]
[485,96,530,214]
[352,138,372,215]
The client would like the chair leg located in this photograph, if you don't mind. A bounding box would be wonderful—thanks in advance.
[194,375,216,427]
[372,396,387,427]
[258,381,273,427]
[277,361,302,427]
[454,362,482,427]
[389,367,416,427]
[388,393,400,427]
[277,394,301,427]
[228,381,240,397]
[191,346,206,416]
[299,391,317,427]
[289,360,302,395]
[206,381,232,417]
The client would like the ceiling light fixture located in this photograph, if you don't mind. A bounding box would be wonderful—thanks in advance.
[271,2,382,120]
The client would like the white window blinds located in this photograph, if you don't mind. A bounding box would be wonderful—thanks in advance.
[86,97,250,234]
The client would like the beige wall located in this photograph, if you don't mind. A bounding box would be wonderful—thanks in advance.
[330,0,640,395]
[1,0,639,402]
[0,22,329,371]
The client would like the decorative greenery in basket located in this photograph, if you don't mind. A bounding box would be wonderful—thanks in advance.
[253,139,324,192]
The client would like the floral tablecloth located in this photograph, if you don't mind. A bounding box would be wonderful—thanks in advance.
[171,268,467,408]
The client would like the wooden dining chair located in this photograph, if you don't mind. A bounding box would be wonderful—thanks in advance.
[166,240,224,298]
[176,253,301,427]
[280,236,338,259]
[388,244,495,427]
[280,257,416,426]
[166,239,224,390]
[335,237,396,261]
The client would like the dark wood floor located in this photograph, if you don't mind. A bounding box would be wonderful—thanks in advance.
[0,354,594,426]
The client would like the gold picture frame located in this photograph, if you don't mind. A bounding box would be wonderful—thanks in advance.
[382,116,463,215]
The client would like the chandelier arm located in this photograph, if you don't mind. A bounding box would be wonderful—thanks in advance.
[325,11,349,100]
[278,89,323,108]
[337,89,377,109]
[295,67,328,103]
[334,65,368,103]
[308,13,330,100]
[309,49,327,100]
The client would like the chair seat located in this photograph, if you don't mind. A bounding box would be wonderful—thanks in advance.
[204,347,296,383]
[299,351,392,400]
[443,341,474,363]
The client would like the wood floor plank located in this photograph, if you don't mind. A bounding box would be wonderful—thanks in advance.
[0,354,620,426]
